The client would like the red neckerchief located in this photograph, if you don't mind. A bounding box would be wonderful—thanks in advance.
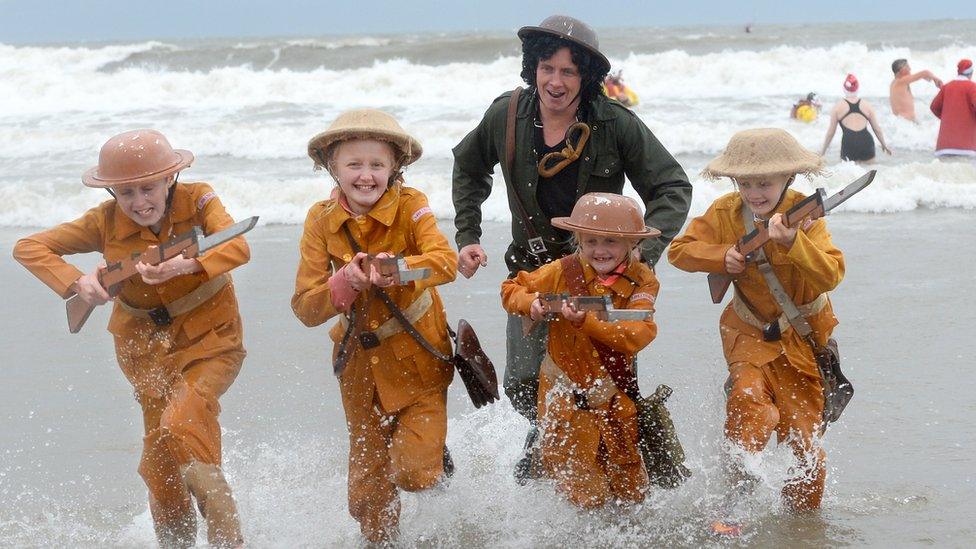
[597,260,629,286]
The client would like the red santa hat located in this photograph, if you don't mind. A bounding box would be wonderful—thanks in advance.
[843,73,859,93]
[958,59,974,76]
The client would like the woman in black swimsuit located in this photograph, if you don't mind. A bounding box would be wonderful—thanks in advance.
[819,73,892,162]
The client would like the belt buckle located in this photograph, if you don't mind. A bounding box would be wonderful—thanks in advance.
[573,390,590,410]
[526,237,548,256]
[762,321,782,342]
[359,331,380,349]
[148,307,173,327]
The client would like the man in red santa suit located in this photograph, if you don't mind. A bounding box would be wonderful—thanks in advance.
[930,58,976,157]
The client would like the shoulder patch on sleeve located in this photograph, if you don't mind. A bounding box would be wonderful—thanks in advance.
[629,292,656,305]
[197,191,217,211]
[411,205,433,223]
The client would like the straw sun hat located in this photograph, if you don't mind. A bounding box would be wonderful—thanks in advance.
[701,128,825,180]
[307,109,422,169]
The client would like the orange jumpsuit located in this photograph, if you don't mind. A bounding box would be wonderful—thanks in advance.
[501,255,658,508]
[668,190,844,511]
[12,182,249,531]
[291,185,457,542]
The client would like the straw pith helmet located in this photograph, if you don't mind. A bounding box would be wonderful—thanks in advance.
[552,193,661,239]
[307,109,422,169]
[82,129,193,188]
[702,128,825,180]
[518,15,611,74]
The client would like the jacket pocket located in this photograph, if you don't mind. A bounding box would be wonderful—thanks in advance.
[590,153,621,179]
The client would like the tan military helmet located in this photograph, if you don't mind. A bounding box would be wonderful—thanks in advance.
[82,129,193,188]
[552,192,661,239]
[518,15,611,74]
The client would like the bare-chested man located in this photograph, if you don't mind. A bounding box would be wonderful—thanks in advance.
[890,58,943,122]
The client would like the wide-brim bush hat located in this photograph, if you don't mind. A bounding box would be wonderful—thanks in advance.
[82,129,193,188]
[552,192,660,238]
[307,109,422,169]
[702,128,825,180]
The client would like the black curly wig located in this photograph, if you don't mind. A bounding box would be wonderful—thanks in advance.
[520,33,608,105]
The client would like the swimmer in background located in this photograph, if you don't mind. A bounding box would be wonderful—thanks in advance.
[820,74,892,163]
[791,92,822,123]
[889,58,943,122]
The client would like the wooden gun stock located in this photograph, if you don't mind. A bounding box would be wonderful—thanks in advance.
[64,229,200,333]
[707,273,733,304]
[66,293,96,334]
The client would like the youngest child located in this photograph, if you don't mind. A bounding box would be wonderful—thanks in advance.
[501,192,660,508]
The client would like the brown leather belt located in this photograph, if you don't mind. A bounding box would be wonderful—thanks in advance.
[118,274,229,326]
[338,289,432,343]
[541,354,618,410]
[732,292,826,335]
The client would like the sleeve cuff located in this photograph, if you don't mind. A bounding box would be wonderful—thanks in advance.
[55,268,86,298]
[456,232,480,250]
[327,265,359,312]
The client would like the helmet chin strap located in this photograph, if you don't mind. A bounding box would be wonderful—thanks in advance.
[743,175,796,220]
[770,175,796,214]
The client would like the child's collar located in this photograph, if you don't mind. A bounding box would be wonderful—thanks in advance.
[597,259,629,287]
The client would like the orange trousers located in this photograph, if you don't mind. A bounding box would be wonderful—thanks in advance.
[725,357,826,512]
[134,330,244,535]
[540,405,647,509]
[343,387,447,542]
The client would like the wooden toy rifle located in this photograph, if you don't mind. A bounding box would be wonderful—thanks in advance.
[363,255,431,285]
[65,216,259,333]
[707,170,875,304]
[522,293,653,335]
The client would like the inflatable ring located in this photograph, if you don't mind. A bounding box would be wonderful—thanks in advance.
[795,104,817,123]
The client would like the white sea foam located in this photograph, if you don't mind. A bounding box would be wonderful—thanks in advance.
[2,38,975,227]
[1,158,973,229]
[0,400,812,546]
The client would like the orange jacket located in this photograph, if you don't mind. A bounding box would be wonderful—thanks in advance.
[668,190,844,376]
[502,255,658,386]
[291,185,458,411]
[13,182,249,391]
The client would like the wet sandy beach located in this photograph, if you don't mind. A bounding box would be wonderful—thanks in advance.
[1,209,974,546]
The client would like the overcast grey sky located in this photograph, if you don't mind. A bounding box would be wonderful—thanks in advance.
[0,0,971,44]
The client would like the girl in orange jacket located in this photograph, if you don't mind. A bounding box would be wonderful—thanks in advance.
[669,128,844,519]
[13,130,249,548]
[291,109,458,543]
[501,193,660,508]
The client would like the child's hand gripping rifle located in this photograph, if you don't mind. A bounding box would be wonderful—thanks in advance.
[65,216,259,333]
[363,255,431,285]
[521,293,653,335]
[707,170,875,304]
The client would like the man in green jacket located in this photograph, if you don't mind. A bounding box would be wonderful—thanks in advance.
[452,15,692,480]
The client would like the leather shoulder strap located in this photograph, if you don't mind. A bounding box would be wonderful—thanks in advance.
[504,87,550,265]
[505,87,522,180]
[738,204,814,339]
